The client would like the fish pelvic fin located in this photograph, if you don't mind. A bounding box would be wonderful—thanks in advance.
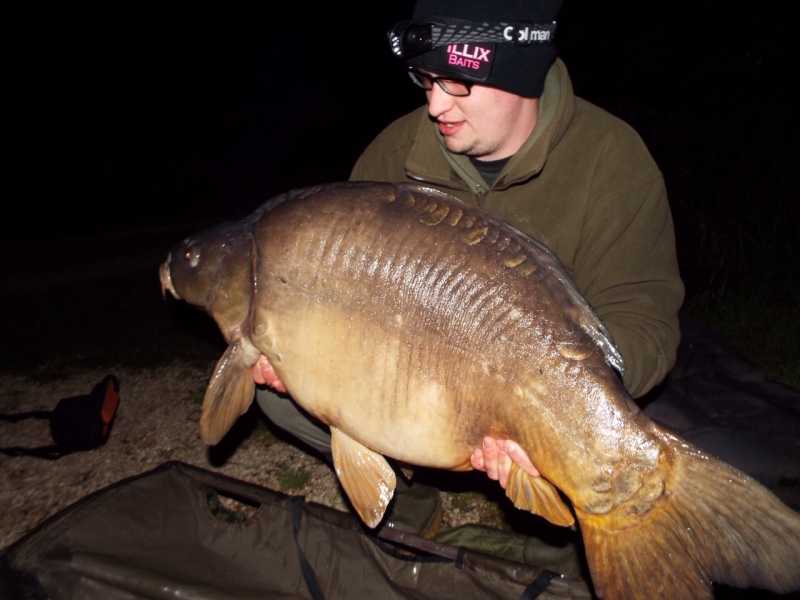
[578,426,800,600]
[199,339,260,445]
[506,464,575,527]
[331,427,396,529]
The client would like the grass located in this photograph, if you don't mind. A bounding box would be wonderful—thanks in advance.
[678,205,799,390]
[277,466,310,492]
[247,421,277,446]
[685,278,800,390]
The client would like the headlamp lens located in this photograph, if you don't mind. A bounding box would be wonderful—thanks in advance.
[388,21,434,58]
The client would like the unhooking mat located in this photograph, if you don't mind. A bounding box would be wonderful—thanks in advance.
[641,313,800,489]
[0,461,592,600]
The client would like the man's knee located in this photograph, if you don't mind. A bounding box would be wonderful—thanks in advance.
[254,386,332,457]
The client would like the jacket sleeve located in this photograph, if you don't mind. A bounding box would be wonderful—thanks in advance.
[574,174,684,398]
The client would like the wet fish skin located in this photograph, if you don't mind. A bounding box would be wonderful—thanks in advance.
[161,220,256,342]
[161,182,800,599]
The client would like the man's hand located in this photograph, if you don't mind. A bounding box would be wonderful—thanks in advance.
[471,437,539,489]
[252,355,287,393]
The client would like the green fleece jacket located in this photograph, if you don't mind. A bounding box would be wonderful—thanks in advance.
[350,59,684,398]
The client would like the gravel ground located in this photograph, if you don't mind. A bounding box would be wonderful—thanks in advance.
[0,362,512,550]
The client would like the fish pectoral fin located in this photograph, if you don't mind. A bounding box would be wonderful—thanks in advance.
[199,340,259,446]
[506,464,575,527]
[330,427,396,529]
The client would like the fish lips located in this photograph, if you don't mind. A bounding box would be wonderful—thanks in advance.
[159,255,181,300]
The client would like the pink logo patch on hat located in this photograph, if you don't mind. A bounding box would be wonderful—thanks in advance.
[446,44,492,70]
[421,42,495,82]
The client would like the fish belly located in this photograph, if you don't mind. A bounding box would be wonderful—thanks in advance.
[253,290,497,468]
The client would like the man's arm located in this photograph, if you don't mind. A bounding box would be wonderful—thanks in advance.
[573,175,683,398]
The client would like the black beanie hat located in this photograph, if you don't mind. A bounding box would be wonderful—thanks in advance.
[402,0,563,98]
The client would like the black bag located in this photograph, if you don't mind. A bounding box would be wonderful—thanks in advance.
[1,462,591,600]
[0,375,120,459]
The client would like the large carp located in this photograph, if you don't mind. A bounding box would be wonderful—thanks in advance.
[160,182,800,599]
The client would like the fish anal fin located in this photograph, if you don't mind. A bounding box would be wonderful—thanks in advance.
[331,427,396,528]
[506,464,575,527]
[199,340,259,445]
[579,426,800,600]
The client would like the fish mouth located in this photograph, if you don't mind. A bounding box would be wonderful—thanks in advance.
[159,256,181,300]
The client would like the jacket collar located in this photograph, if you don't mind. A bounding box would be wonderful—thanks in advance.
[405,58,577,193]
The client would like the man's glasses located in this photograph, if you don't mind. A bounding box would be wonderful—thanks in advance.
[407,68,473,97]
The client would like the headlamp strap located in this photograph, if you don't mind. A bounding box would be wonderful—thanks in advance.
[389,18,557,58]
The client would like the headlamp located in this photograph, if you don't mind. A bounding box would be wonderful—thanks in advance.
[388,21,434,58]
[388,18,556,59]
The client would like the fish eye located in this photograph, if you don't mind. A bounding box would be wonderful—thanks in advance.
[185,245,201,268]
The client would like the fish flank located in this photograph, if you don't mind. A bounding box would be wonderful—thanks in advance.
[163,182,800,598]
[483,227,500,245]
[417,200,439,214]
[494,236,511,251]
[419,205,451,226]
[461,223,489,245]
[445,208,463,226]
[504,254,527,268]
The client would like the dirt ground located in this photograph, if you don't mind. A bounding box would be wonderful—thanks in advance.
[0,363,513,550]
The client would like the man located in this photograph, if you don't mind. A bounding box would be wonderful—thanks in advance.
[255,0,684,536]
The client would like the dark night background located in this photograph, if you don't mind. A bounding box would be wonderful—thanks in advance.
[2,4,800,593]
[2,1,798,382]
[5,1,796,242]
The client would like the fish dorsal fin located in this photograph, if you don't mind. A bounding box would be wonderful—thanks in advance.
[199,339,261,445]
[330,427,396,528]
[506,464,575,527]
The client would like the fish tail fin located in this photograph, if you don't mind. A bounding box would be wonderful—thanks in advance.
[578,427,800,600]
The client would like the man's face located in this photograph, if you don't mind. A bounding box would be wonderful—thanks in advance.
[424,72,539,161]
